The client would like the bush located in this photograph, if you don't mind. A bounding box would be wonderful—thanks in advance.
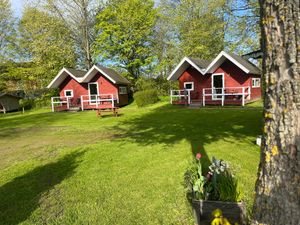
[133,90,159,107]
[19,99,35,110]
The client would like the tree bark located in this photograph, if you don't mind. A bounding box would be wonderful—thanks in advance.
[252,0,300,224]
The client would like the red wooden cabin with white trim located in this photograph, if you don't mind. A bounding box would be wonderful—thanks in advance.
[47,65,130,112]
[167,51,262,106]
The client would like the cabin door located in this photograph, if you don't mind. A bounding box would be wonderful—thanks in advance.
[212,73,224,100]
[88,82,99,104]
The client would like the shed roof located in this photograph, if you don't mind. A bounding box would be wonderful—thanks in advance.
[0,93,21,99]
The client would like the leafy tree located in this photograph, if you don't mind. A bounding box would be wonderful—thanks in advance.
[152,0,182,78]
[224,0,260,54]
[93,0,158,80]
[18,7,77,89]
[252,0,300,224]
[43,0,100,69]
[176,0,226,59]
[0,0,16,61]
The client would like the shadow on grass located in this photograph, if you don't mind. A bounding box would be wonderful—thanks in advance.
[0,151,85,225]
[116,104,262,151]
[114,103,262,213]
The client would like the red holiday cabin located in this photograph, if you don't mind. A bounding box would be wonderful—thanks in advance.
[167,51,261,106]
[47,65,130,112]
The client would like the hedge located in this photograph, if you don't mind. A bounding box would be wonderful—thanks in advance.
[133,90,159,107]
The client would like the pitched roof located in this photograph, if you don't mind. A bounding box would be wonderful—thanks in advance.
[226,52,261,75]
[65,68,86,78]
[0,93,21,99]
[47,65,130,88]
[97,66,131,85]
[168,51,261,81]
[189,58,211,69]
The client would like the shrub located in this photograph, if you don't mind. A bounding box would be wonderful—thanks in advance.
[19,98,35,110]
[133,90,159,107]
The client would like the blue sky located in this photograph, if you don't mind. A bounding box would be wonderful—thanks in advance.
[11,0,24,17]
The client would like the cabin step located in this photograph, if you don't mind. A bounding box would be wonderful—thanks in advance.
[68,107,80,112]
[189,102,202,108]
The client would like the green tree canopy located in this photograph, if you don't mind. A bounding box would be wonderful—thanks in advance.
[18,7,77,89]
[93,0,158,81]
[0,0,16,62]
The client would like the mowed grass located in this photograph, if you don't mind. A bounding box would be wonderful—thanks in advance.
[0,100,263,225]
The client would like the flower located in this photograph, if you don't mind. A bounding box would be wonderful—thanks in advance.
[196,153,202,160]
[206,171,213,181]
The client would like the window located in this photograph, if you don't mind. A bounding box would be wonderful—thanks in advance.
[119,86,127,94]
[252,78,261,88]
[64,90,73,97]
[184,82,194,91]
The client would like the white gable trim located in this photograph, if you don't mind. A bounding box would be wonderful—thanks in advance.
[47,68,82,88]
[81,65,116,84]
[167,57,205,81]
[204,51,250,74]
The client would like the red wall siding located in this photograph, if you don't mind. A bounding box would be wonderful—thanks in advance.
[59,72,129,106]
[90,73,118,95]
[178,67,210,100]
[59,76,88,100]
[178,60,262,101]
[250,75,262,100]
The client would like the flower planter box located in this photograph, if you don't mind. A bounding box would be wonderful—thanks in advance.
[192,199,246,225]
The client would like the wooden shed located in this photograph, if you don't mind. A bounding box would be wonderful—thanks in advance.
[0,93,21,113]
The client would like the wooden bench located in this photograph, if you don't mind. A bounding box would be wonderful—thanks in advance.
[96,107,119,117]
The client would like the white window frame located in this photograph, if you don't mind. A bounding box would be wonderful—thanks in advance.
[183,82,194,91]
[252,78,261,88]
[119,86,127,94]
[211,73,225,100]
[88,82,99,105]
[64,89,74,98]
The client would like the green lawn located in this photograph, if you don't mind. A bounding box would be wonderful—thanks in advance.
[0,100,262,225]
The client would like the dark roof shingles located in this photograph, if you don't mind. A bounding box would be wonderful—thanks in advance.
[97,66,130,84]
[189,58,211,69]
[66,66,130,84]
[65,68,86,78]
[227,52,261,75]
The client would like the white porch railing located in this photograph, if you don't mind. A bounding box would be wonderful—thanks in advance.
[170,89,191,104]
[51,97,70,112]
[202,86,251,106]
[51,93,119,112]
[80,94,118,111]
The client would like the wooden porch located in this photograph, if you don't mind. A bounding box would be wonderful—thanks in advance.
[51,94,119,112]
[170,87,251,106]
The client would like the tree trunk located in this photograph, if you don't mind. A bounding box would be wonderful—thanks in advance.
[252,0,300,224]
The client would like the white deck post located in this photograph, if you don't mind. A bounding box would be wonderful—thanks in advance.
[51,97,54,112]
[81,96,84,111]
[188,90,191,104]
[66,97,70,109]
[242,87,245,106]
[170,90,173,104]
[202,89,205,106]
[112,94,115,108]
[96,95,99,108]
[221,88,224,106]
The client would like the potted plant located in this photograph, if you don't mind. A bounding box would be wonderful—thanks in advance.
[184,153,246,225]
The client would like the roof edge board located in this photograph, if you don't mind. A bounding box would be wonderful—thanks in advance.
[167,57,204,81]
[81,65,117,84]
[204,51,250,74]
